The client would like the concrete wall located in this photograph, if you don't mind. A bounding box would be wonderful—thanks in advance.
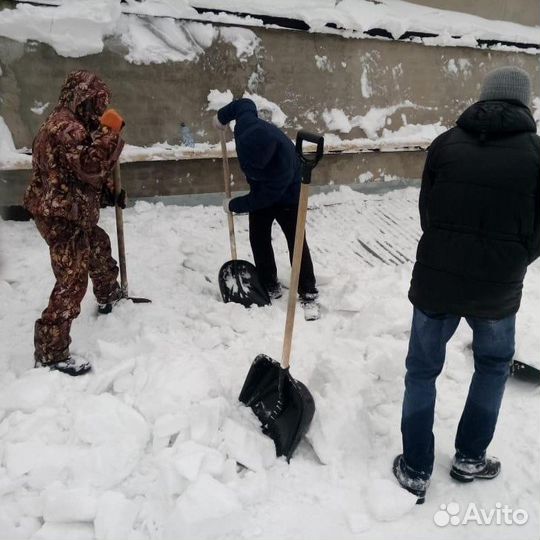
[1,10,539,210]
[2,25,538,150]
[409,0,540,27]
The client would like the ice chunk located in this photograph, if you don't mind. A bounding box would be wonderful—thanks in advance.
[171,441,225,481]
[4,442,74,478]
[0,370,58,412]
[221,419,275,472]
[72,393,149,448]
[94,491,137,540]
[43,486,97,522]
[189,397,229,445]
[175,474,241,523]
[347,511,371,533]
[31,522,94,540]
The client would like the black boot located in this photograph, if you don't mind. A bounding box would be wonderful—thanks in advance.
[450,454,501,483]
[97,302,113,315]
[392,454,430,504]
[98,287,123,315]
[36,355,92,376]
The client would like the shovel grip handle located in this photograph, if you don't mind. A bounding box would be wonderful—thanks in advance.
[295,131,324,185]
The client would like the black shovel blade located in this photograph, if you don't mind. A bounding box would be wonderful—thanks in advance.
[511,360,540,384]
[239,354,315,461]
[219,260,270,308]
[128,296,152,304]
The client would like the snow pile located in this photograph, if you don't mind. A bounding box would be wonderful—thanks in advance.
[533,97,540,128]
[119,16,260,65]
[206,89,287,127]
[323,101,421,138]
[119,119,448,165]
[120,16,217,65]
[219,26,261,61]
[0,186,538,539]
[242,92,287,127]
[0,1,261,63]
[189,0,540,50]
[0,116,32,169]
[5,0,540,58]
[0,0,121,57]
[206,89,234,112]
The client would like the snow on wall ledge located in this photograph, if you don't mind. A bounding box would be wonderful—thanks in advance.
[2,96,539,171]
[0,0,262,62]
[3,0,540,60]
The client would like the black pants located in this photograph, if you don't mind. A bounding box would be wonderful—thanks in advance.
[249,205,317,297]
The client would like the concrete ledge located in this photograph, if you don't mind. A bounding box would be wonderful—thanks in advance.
[0,150,426,215]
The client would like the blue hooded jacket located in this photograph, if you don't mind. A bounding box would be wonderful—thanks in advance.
[217,98,301,213]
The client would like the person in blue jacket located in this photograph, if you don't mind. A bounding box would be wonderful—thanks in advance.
[214,98,318,307]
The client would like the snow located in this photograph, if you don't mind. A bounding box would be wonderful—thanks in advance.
[0,0,121,58]
[30,102,50,116]
[0,116,31,170]
[4,107,441,168]
[533,97,540,127]
[323,101,422,138]
[94,491,138,540]
[206,89,234,112]
[188,0,540,52]
[42,486,97,523]
[32,522,95,540]
[0,186,538,539]
[242,92,287,128]
[4,0,540,60]
[219,26,261,61]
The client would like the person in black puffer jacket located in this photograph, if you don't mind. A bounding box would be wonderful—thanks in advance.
[393,67,540,504]
[214,98,318,306]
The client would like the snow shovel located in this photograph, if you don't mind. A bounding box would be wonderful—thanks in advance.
[239,130,324,461]
[511,360,540,384]
[113,163,151,304]
[217,130,270,307]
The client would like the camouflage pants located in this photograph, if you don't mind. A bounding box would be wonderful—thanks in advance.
[34,217,121,364]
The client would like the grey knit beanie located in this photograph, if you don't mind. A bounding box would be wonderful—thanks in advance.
[479,66,531,106]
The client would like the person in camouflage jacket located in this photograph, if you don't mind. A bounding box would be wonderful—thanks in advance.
[24,70,124,376]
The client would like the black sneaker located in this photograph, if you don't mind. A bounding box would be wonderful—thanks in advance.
[450,455,501,483]
[36,356,92,376]
[392,454,430,504]
[300,292,320,321]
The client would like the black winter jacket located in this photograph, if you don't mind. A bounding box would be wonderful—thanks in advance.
[409,100,540,319]
[217,99,301,213]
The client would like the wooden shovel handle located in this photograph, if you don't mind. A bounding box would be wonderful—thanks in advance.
[281,182,310,369]
[220,130,238,261]
[113,163,128,297]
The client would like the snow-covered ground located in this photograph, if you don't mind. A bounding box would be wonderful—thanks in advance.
[0,186,539,540]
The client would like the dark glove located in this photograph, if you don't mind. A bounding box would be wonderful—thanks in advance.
[100,187,126,208]
[116,188,127,209]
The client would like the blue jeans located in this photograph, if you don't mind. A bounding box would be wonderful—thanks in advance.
[401,308,515,477]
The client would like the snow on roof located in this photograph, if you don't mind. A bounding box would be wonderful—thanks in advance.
[2,0,540,61]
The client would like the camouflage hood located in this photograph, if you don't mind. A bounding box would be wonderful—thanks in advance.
[56,70,111,129]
